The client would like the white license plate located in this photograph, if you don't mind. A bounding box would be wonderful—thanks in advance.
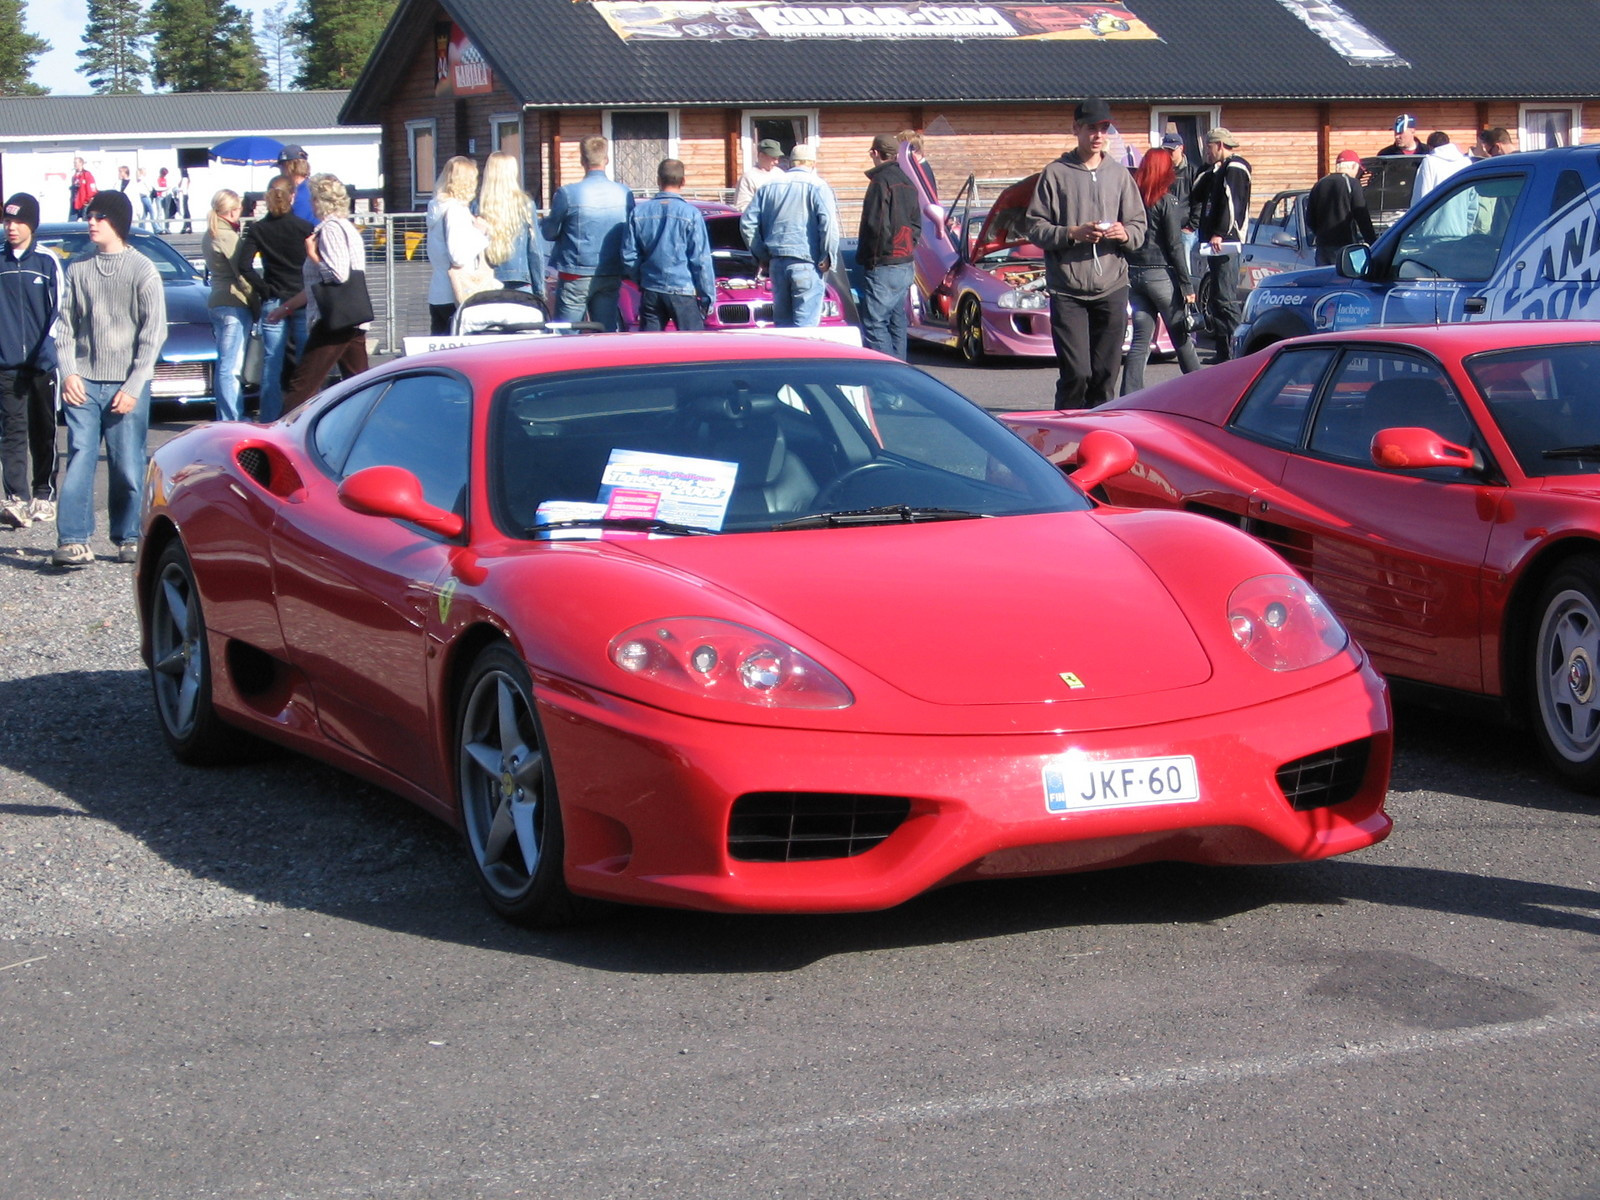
[1043,754,1200,813]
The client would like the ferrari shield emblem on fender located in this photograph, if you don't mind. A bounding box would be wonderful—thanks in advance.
[1059,672,1085,690]
[437,577,458,623]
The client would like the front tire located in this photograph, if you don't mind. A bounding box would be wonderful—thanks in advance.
[957,296,987,364]
[456,643,586,925]
[146,540,243,764]
[1531,559,1600,790]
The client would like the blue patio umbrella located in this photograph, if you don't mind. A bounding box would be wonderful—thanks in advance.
[209,135,286,166]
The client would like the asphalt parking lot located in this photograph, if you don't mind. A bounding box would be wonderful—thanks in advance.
[0,348,1594,1200]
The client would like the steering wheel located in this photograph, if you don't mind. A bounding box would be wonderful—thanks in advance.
[813,460,905,510]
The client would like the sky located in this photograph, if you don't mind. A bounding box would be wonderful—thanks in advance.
[27,0,285,95]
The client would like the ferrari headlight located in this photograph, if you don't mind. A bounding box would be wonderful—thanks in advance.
[1227,575,1348,671]
[997,290,1048,310]
[610,617,854,708]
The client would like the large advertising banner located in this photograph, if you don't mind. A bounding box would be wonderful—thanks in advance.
[592,1,1160,42]
[1272,0,1409,67]
[434,22,495,95]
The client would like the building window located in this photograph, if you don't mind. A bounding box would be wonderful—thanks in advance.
[1149,106,1221,164]
[1519,104,1581,150]
[492,112,524,174]
[603,109,679,193]
[407,119,437,207]
[742,109,819,168]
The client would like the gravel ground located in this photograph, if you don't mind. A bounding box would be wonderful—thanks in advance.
[0,453,461,944]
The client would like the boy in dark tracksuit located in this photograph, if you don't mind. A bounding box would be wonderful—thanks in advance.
[0,193,61,529]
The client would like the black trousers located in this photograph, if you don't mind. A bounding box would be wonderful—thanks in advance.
[1205,252,1243,361]
[1048,287,1127,410]
[0,366,55,502]
[638,289,705,331]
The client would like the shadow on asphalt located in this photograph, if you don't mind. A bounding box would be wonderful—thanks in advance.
[2,667,1594,971]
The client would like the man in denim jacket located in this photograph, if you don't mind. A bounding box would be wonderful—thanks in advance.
[623,159,715,331]
[541,135,635,331]
[740,143,838,327]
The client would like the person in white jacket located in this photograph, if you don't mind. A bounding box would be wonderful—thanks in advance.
[425,156,488,335]
[1412,132,1475,238]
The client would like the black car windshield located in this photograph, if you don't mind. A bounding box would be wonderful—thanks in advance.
[36,230,199,283]
[1468,343,1600,476]
[492,358,1089,537]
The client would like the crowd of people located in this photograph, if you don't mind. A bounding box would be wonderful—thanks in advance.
[0,115,1526,563]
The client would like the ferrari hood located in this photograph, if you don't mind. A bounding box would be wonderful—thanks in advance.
[618,514,1213,705]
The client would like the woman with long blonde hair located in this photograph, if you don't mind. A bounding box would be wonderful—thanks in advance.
[476,151,545,295]
[425,155,488,333]
[200,188,252,421]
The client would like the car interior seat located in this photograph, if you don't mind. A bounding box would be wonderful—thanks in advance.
[680,391,818,523]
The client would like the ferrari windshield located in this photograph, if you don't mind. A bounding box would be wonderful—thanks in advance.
[492,358,1089,536]
[1468,343,1600,476]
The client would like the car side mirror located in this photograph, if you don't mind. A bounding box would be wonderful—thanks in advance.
[1070,429,1138,492]
[338,465,464,538]
[1271,230,1297,248]
[1338,244,1370,279]
[1370,427,1477,471]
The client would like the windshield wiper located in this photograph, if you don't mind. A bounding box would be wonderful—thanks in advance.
[1542,445,1600,460]
[531,517,717,537]
[771,505,990,531]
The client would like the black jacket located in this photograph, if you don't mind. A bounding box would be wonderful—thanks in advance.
[856,160,921,269]
[0,241,61,369]
[1127,193,1193,292]
[1306,171,1377,251]
[235,211,316,301]
[1191,154,1253,241]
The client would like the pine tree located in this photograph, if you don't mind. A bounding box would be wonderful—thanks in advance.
[293,0,394,90]
[258,1,304,91]
[148,0,267,91]
[79,0,149,94]
[0,0,49,95]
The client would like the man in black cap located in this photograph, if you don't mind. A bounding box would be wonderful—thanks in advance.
[1190,127,1252,361]
[278,143,314,222]
[51,189,166,566]
[0,192,62,531]
[1023,97,1146,409]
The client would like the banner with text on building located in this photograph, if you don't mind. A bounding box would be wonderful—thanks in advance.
[434,22,495,95]
[592,1,1159,42]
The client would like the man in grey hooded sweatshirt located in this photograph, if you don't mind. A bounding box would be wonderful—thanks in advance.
[1024,97,1146,409]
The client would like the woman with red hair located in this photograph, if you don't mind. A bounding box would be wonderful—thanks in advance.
[1121,147,1200,394]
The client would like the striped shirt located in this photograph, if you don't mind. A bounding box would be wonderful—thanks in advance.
[54,247,166,396]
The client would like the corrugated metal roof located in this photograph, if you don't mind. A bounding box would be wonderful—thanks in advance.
[0,90,375,138]
[344,0,1600,122]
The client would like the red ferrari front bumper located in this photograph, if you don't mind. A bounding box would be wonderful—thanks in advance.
[539,667,1392,914]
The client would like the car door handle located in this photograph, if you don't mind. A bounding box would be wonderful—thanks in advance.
[1464,297,1486,313]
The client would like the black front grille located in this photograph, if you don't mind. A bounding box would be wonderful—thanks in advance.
[728,792,912,862]
[1276,738,1372,811]
[717,303,752,325]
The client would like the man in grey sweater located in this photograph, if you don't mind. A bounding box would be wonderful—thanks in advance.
[52,189,166,566]
[1023,97,1146,409]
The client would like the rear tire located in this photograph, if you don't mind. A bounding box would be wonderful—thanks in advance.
[1530,558,1600,791]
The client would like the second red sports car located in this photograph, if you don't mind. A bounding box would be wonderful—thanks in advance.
[1002,320,1600,788]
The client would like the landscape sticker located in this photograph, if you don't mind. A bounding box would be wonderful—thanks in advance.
[592,1,1160,43]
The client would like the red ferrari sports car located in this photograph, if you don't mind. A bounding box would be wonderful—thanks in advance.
[1002,321,1600,789]
[137,333,1391,925]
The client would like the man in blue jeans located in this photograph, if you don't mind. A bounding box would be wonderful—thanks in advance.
[542,135,634,331]
[856,134,921,358]
[622,159,715,330]
[740,142,837,327]
[51,190,166,567]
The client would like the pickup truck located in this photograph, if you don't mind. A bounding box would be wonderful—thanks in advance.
[1230,145,1600,356]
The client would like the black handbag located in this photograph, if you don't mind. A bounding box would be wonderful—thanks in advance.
[312,268,373,333]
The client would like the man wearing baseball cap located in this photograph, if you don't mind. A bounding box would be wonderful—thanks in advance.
[1022,97,1146,409]
[1377,115,1424,157]
[1306,149,1377,266]
[278,143,314,221]
[50,189,166,566]
[734,138,786,211]
[0,192,62,531]
[1189,127,1251,360]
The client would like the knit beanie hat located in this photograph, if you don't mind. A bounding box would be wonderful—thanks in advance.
[3,193,39,231]
[88,189,133,241]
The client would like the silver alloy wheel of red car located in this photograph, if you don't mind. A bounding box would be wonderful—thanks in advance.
[957,297,986,364]
[147,541,239,764]
[456,644,582,924]
[1532,561,1600,788]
